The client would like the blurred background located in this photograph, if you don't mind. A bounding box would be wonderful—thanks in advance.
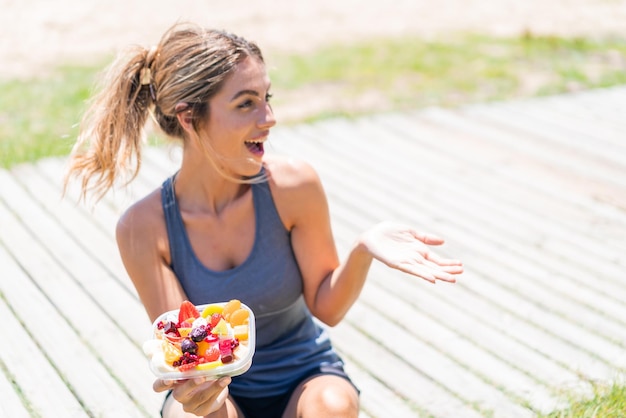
[1,0,625,165]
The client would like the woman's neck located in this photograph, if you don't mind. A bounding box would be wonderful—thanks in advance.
[174,161,249,217]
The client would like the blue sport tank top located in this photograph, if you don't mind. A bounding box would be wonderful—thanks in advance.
[161,172,343,397]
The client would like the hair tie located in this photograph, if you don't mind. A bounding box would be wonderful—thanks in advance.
[140,68,151,86]
[140,46,158,101]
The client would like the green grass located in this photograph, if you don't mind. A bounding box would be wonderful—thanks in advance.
[1,32,626,168]
[539,382,626,418]
[268,33,626,121]
[0,64,99,169]
[0,64,100,167]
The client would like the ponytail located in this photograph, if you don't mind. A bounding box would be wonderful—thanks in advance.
[64,23,266,203]
[64,45,156,202]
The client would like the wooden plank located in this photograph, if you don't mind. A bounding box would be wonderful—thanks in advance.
[368,112,626,250]
[492,100,626,160]
[330,321,485,418]
[465,102,626,169]
[0,277,89,418]
[427,105,626,214]
[0,170,160,417]
[333,345,424,418]
[36,157,124,235]
[510,95,626,152]
[415,107,626,201]
[375,108,626,219]
[332,218,616,385]
[364,267,592,392]
[0,206,145,417]
[387,265,618,382]
[550,88,626,130]
[12,162,136,297]
[0,369,31,418]
[1,166,150,339]
[356,281,566,414]
[345,302,535,418]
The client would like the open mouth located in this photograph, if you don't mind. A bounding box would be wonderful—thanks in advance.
[245,140,265,155]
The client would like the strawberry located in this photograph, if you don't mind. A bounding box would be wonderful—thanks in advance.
[210,313,224,328]
[178,300,200,325]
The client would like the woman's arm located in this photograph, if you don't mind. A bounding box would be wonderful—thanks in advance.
[117,191,235,417]
[318,222,464,324]
[270,157,463,326]
[115,190,188,322]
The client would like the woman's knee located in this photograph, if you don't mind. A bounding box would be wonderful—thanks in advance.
[317,384,358,415]
[288,375,359,417]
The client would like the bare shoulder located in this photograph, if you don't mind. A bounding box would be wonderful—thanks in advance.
[263,155,327,230]
[263,154,321,190]
[115,188,167,257]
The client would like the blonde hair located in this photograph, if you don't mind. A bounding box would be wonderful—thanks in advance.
[64,23,264,202]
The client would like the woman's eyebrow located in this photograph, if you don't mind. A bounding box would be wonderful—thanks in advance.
[230,83,271,102]
[230,89,259,101]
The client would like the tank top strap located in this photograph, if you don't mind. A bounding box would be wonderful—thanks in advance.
[251,172,284,236]
[161,174,187,267]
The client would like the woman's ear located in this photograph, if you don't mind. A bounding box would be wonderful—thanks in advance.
[176,110,194,132]
[175,102,194,133]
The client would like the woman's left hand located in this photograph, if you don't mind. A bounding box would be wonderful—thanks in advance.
[361,221,463,283]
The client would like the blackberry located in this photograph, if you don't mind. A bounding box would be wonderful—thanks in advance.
[189,325,208,342]
[181,338,198,354]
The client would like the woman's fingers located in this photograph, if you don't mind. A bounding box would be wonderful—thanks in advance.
[398,255,463,283]
[423,250,463,266]
[174,376,231,415]
[153,379,174,393]
[409,229,445,246]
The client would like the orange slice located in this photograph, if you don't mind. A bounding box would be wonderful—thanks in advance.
[222,300,241,321]
[229,309,250,327]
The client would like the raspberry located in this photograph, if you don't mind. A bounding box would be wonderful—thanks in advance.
[163,321,179,336]
[173,351,200,368]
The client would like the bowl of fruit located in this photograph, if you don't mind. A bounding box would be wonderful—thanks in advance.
[143,299,255,380]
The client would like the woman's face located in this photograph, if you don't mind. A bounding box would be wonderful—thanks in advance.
[199,55,275,178]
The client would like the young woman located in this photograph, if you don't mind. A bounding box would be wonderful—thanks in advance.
[65,23,463,418]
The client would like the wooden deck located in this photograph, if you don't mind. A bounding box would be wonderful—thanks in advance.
[1,86,625,418]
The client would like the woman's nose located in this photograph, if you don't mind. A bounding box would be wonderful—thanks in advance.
[258,102,277,128]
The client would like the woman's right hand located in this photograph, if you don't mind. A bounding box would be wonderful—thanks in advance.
[154,376,232,416]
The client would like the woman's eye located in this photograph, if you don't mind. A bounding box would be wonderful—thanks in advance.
[238,100,253,109]
[265,93,273,102]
